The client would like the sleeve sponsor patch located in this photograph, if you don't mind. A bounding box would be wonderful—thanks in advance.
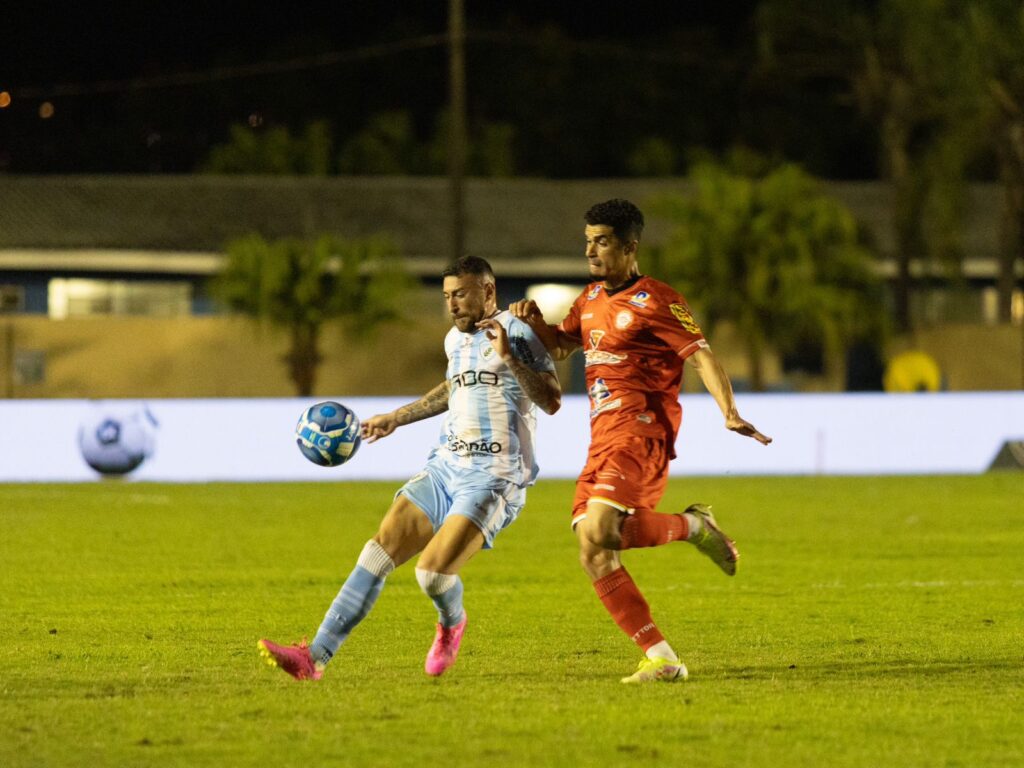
[510,335,536,365]
[669,303,702,334]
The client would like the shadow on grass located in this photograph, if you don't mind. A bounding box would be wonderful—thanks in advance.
[716,657,1023,681]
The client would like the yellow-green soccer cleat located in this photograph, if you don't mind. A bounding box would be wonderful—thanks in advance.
[687,503,739,576]
[620,656,689,684]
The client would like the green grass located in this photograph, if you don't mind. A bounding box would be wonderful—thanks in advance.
[1,475,1022,768]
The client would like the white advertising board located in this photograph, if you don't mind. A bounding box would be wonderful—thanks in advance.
[0,393,1022,482]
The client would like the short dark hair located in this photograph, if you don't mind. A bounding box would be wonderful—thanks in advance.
[584,199,644,243]
[441,255,495,281]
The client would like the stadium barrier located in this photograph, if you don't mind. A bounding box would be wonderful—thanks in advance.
[1,392,1023,482]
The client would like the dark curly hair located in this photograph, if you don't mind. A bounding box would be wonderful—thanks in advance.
[441,255,495,281]
[584,199,644,244]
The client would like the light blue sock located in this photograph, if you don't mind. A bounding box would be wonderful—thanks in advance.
[415,568,465,628]
[310,540,395,665]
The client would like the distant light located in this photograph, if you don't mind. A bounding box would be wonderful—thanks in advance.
[247,112,264,128]
[526,283,585,323]
[0,91,11,109]
[39,101,55,119]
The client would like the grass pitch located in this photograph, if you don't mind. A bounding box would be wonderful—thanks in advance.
[1,474,1022,768]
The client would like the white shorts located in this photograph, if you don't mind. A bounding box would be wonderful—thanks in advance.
[396,453,526,549]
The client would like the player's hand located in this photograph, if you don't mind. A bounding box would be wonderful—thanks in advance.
[726,414,772,445]
[507,299,547,329]
[361,413,399,443]
[476,317,511,361]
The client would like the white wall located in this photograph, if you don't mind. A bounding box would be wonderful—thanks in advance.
[1,393,1022,483]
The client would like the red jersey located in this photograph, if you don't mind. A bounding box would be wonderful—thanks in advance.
[558,275,707,457]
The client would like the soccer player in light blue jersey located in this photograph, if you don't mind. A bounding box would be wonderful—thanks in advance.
[259,256,561,680]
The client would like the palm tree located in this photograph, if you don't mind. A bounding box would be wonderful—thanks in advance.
[650,160,885,392]
[755,0,977,333]
[851,0,981,333]
[211,233,410,396]
[965,1,1024,323]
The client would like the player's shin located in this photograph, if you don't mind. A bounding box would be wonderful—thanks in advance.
[417,569,468,676]
[309,539,396,665]
[415,568,465,627]
[592,566,665,651]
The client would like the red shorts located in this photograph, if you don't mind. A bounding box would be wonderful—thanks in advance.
[571,435,670,526]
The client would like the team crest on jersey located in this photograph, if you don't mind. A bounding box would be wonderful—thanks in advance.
[669,303,702,334]
[481,343,495,360]
[627,291,650,309]
[588,329,606,349]
[587,285,603,300]
[615,310,634,329]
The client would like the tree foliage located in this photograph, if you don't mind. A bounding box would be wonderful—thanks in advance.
[852,0,982,331]
[210,233,410,396]
[204,110,516,177]
[650,160,886,391]
[337,111,422,175]
[201,121,333,175]
[756,0,981,333]
[627,137,679,177]
[964,0,1024,322]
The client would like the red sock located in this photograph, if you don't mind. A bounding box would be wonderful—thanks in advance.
[619,510,687,550]
[592,567,664,651]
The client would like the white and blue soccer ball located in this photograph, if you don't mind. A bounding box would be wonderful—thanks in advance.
[295,401,361,467]
[78,405,158,476]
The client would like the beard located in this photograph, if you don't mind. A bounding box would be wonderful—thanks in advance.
[452,313,479,332]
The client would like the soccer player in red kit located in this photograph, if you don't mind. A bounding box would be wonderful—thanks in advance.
[510,198,771,683]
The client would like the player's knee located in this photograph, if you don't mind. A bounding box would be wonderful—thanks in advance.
[580,511,621,549]
[577,544,614,580]
[415,567,458,596]
[577,546,598,571]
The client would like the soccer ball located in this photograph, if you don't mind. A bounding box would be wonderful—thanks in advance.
[295,401,361,467]
[78,405,158,476]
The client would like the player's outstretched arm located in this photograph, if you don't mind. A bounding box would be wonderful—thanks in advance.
[362,381,450,443]
[507,300,580,361]
[477,318,562,414]
[686,347,772,446]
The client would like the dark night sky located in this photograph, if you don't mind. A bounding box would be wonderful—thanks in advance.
[5,2,872,177]
[3,2,759,88]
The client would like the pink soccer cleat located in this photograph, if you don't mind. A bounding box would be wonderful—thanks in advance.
[424,614,467,677]
[257,638,323,681]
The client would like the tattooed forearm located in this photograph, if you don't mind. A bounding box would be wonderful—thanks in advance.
[505,357,561,415]
[395,381,450,426]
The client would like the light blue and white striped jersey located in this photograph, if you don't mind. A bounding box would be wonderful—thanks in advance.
[437,310,556,486]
